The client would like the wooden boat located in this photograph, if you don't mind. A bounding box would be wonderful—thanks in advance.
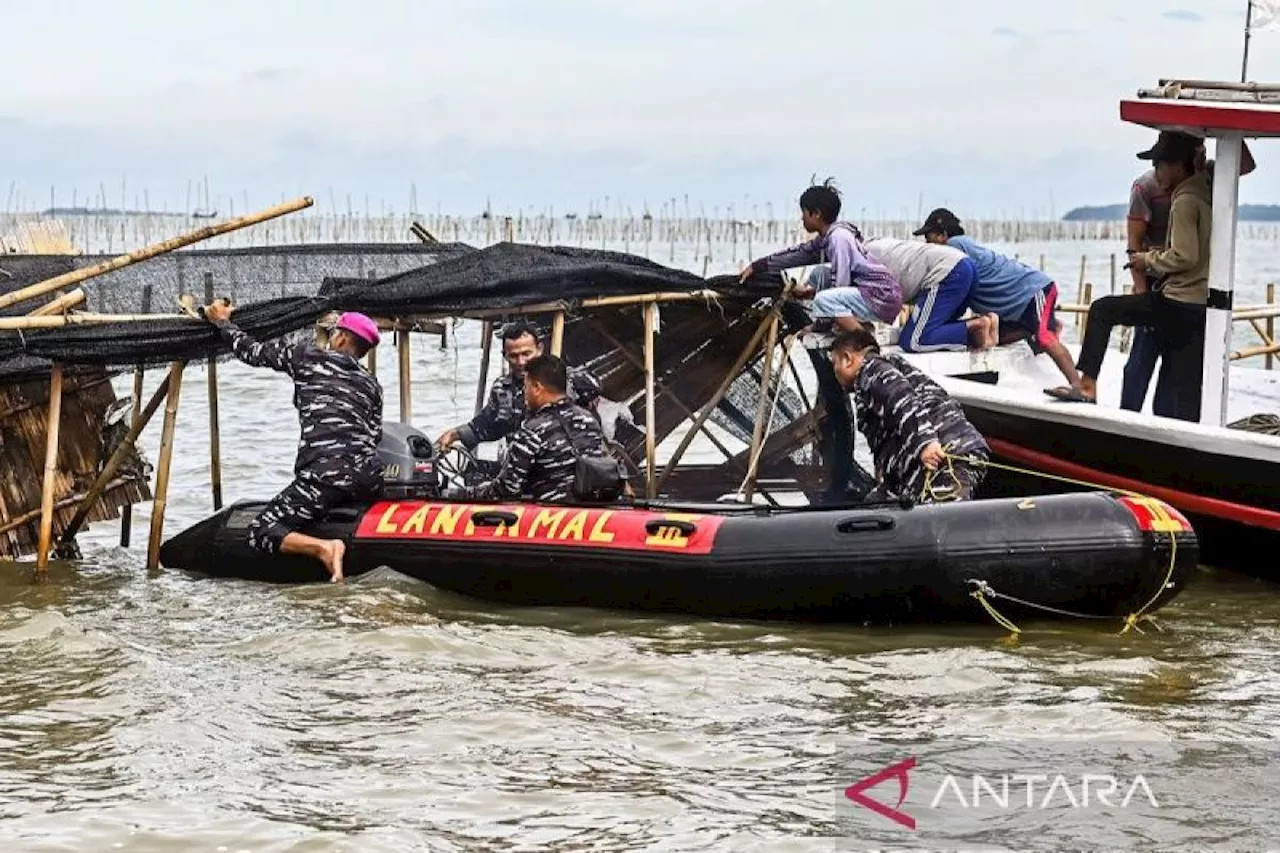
[891,80,1280,575]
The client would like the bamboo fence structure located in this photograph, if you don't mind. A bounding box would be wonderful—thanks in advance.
[7,203,1280,260]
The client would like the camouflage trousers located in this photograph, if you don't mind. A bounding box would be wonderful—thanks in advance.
[247,473,374,555]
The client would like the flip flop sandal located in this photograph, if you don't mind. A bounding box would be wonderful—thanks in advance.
[1043,386,1097,404]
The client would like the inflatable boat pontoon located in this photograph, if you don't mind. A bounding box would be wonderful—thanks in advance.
[160,489,1197,626]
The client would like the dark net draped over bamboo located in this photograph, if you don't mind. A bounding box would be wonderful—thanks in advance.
[0,243,780,379]
[0,242,829,502]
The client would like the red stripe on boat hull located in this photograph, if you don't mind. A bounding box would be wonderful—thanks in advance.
[986,437,1280,531]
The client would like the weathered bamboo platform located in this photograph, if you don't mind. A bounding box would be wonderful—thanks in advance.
[0,371,150,559]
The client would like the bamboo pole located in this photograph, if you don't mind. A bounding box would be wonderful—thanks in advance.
[204,273,223,511]
[28,288,86,316]
[1080,283,1093,339]
[1248,316,1273,350]
[402,290,723,325]
[1269,283,1276,370]
[121,285,152,548]
[1231,343,1280,361]
[643,302,657,498]
[61,372,173,546]
[398,326,412,424]
[1230,305,1280,320]
[654,312,775,492]
[0,312,201,331]
[1075,255,1086,327]
[35,364,65,574]
[742,315,780,501]
[365,270,378,377]
[146,362,185,571]
[0,477,134,539]
[583,291,720,309]
[550,311,565,357]
[0,196,314,312]
[475,321,493,414]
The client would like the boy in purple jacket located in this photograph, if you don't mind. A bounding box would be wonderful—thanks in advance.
[739,180,903,333]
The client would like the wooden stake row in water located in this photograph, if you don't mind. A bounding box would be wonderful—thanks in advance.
[9,209,1280,257]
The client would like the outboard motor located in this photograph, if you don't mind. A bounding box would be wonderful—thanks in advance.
[377,422,441,499]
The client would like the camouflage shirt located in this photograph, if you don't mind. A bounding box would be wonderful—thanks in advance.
[852,353,988,499]
[216,321,384,489]
[458,366,602,448]
[465,397,609,503]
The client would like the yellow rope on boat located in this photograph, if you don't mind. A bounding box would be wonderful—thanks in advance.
[969,584,1024,637]
[933,452,1182,638]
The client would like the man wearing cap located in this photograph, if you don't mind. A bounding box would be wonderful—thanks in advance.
[1045,131,1212,420]
[1121,131,1254,412]
[915,209,1081,389]
[203,302,384,582]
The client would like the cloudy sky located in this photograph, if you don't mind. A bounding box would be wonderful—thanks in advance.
[3,0,1279,219]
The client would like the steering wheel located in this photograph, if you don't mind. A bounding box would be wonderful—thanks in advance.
[434,441,480,488]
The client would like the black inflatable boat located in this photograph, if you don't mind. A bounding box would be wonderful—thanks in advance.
[159,490,1198,626]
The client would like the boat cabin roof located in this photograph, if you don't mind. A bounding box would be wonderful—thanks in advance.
[1122,78,1280,137]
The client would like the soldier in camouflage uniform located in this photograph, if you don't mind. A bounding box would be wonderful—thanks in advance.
[437,321,602,451]
[459,354,611,503]
[829,327,989,503]
[204,303,384,582]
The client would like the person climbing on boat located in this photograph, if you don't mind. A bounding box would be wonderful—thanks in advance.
[737,179,901,505]
[456,354,614,503]
[436,320,602,451]
[1045,131,1211,421]
[829,327,990,503]
[862,236,998,351]
[738,178,902,334]
[202,302,383,583]
[1120,132,1255,413]
[914,208,1081,389]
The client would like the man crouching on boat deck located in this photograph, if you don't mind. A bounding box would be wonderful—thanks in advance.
[829,327,990,503]
[455,354,610,503]
[203,302,384,582]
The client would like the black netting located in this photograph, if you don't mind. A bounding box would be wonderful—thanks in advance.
[0,243,775,380]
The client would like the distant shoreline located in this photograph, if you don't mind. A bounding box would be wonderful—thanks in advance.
[1064,203,1280,222]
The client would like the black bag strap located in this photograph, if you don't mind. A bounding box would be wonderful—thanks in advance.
[548,404,608,457]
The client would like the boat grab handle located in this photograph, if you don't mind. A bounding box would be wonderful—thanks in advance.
[472,510,520,527]
[836,517,895,533]
[645,518,697,536]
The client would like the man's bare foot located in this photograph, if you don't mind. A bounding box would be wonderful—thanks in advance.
[320,539,346,583]
[984,313,1000,349]
[966,317,988,350]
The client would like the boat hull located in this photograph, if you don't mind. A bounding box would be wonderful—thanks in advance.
[159,493,1198,626]
[957,402,1280,574]
[894,345,1280,577]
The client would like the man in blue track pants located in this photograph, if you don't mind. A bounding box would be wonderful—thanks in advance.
[864,236,996,351]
